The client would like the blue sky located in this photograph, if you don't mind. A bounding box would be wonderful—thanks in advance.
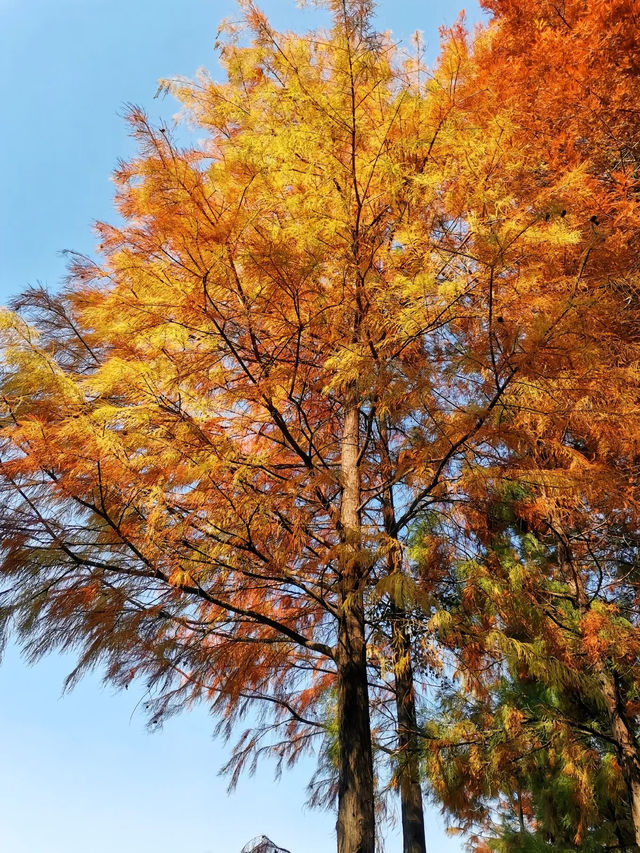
[0,2,486,851]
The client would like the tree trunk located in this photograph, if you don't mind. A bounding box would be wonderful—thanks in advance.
[392,618,427,853]
[379,415,427,853]
[561,530,640,849]
[600,668,640,848]
[336,403,376,853]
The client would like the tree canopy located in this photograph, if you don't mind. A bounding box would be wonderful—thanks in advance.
[1,0,640,851]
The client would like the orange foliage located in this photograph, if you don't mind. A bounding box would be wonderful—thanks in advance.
[1,0,640,849]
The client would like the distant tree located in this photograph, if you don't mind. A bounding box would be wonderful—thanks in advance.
[241,836,291,853]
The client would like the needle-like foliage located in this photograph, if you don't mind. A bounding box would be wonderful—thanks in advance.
[2,1,639,850]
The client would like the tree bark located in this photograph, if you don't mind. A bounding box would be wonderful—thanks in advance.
[379,415,427,853]
[336,403,376,853]
[392,618,427,853]
[600,668,640,848]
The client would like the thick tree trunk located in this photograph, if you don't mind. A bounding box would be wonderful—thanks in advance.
[336,404,376,853]
[392,619,427,853]
[600,668,640,848]
[336,596,376,853]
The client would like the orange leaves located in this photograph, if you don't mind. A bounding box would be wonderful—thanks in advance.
[168,567,194,589]
[580,604,640,668]
[580,607,614,663]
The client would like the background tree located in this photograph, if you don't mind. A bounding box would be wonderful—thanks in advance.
[402,0,640,847]
[241,836,292,853]
[419,487,640,851]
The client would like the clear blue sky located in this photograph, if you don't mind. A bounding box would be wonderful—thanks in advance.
[0,2,486,851]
